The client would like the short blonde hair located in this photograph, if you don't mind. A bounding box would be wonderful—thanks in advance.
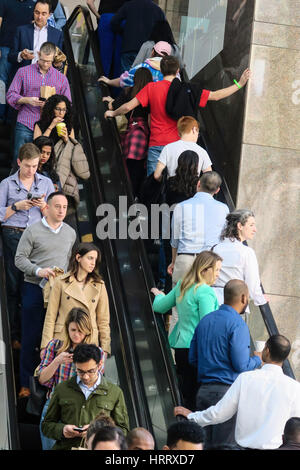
[177,116,199,136]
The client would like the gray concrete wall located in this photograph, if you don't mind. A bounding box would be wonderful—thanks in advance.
[236,0,300,379]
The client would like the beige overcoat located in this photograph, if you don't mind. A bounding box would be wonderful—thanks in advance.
[40,273,111,353]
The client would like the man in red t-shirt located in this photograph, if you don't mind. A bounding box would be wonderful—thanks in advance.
[104,56,250,175]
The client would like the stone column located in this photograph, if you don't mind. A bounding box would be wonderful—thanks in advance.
[236,0,300,378]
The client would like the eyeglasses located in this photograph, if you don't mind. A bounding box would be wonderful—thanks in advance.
[55,107,67,113]
[76,366,99,376]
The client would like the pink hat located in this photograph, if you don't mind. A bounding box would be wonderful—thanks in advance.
[153,41,172,56]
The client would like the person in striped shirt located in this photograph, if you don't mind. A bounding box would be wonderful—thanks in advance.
[6,41,71,162]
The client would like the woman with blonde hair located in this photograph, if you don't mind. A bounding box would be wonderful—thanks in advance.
[151,250,222,410]
[38,307,104,450]
[40,242,111,358]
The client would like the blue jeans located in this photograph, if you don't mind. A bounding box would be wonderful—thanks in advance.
[97,13,123,78]
[1,227,23,341]
[14,122,33,162]
[20,282,46,388]
[40,398,56,450]
[0,46,13,119]
[147,145,164,176]
[120,52,137,73]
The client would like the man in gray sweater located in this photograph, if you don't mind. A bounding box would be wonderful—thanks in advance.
[15,191,76,397]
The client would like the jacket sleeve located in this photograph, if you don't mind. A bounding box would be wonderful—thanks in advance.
[111,388,130,435]
[196,289,218,322]
[96,282,111,355]
[14,228,38,276]
[71,141,90,180]
[152,285,178,314]
[41,388,65,440]
[40,278,63,349]
[57,29,63,50]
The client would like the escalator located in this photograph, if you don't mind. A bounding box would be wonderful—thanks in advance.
[63,6,181,448]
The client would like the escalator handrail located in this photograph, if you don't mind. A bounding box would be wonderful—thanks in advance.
[64,7,156,433]
[66,5,182,407]
[0,252,20,449]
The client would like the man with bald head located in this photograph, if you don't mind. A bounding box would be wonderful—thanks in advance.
[185,279,262,447]
[127,427,155,450]
[175,334,300,449]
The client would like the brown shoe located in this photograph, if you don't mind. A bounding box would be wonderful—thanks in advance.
[12,340,21,350]
[18,387,30,398]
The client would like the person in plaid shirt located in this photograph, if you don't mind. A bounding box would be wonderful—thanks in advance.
[37,307,104,450]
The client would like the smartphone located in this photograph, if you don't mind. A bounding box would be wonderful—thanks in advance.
[39,97,46,102]
[73,427,84,432]
[31,195,43,200]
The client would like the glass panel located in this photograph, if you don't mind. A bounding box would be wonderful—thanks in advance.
[156,0,228,78]
[68,10,178,448]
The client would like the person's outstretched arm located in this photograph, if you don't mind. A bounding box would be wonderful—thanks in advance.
[104,97,139,119]
[208,68,251,101]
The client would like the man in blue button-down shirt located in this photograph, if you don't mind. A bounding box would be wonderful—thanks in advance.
[168,171,229,334]
[188,279,262,448]
[0,142,54,345]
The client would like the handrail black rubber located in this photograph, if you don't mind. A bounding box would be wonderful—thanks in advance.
[0,249,20,449]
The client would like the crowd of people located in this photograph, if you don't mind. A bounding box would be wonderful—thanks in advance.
[0,0,299,452]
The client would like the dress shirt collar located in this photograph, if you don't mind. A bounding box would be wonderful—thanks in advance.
[11,169,42,187]
[218,304,240,316]
[42,216,63,233]
[260,363,284,375]
[34,22,48,32]
[34,61,54,76]
[77,373,101,390]
[193,191,214,201]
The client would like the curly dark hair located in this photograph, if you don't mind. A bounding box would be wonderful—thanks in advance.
[38,94,73,134]
[169,150,199,199]
[33,135,60,184]
[220,209,255,241]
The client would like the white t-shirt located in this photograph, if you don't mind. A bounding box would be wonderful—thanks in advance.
[158,140,212,177]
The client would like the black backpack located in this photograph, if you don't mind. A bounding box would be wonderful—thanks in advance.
[165,78,204,120]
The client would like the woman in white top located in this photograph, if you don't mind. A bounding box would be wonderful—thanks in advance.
[212,209,268,307]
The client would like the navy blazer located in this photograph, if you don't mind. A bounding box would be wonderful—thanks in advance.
[8,23,63,66]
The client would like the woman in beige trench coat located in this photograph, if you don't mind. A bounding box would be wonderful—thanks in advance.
[40,243,111,356]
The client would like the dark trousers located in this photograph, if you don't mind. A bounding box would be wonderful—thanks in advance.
[2,227,24,341]
[20,282,46,388]
[196,382,237,448]
[175,348,198,411]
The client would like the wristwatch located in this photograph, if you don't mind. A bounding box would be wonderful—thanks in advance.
[11,203,19,212]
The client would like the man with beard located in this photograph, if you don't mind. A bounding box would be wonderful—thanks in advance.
[179,279,262,447]
[175,334,300,450]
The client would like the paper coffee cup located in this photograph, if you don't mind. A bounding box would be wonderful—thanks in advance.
[56,122,66,137]
[254,340,266,352]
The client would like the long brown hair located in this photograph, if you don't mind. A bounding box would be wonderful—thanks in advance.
[57,307,93,354]
[67,242,102,283]
[178,251,222,301]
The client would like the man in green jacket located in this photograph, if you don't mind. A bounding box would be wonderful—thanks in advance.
[42,344,129,450]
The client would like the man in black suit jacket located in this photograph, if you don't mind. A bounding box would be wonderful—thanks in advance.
[8,0,63,67]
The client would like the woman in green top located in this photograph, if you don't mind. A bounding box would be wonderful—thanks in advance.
[151,251,222,410]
